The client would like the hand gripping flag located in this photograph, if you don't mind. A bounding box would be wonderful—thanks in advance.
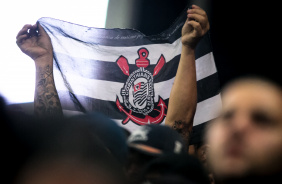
[38,9,221,132]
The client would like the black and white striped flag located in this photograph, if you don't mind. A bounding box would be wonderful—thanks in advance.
[38,10,221,132]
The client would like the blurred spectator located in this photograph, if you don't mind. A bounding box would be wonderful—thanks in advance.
[2,110,127,184]
[139,153,210,184]
[189,123,214,184]
[1,95,23,183]
[205,75,282,184]
[126,124,187,183]
[121,126,132,139]
[68,112,129,165]
[189,123,209,167]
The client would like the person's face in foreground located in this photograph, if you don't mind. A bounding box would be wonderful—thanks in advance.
[206,79,282,179]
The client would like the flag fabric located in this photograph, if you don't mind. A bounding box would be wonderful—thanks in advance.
[38,9,221,132]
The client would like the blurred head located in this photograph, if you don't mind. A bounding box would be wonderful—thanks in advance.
[140,153,211,184]
[206,76,282,181]
[9,114,126,184]
[189,123,209,168]
[126,124,186,183]
[189,123,214,184]
[69,112,129,165]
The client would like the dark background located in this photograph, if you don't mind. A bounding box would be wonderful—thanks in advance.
[106,0,281,88]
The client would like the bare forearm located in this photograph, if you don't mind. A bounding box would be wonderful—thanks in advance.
[165,46,197,144]
[34,57,63,117]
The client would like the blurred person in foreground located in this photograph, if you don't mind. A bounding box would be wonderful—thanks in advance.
[1,93,129,184]
[5,113,127,184]
[139,153,210,184]
[205,76,282,184]
[126,124,187,184]
[189,123,214,184]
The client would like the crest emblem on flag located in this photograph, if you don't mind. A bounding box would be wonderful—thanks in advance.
[116,48,167,126]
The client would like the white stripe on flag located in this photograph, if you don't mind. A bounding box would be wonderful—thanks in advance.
[111,94,222,132]
[111,118,168,133]
[61,90,222,133]
[55,70,173,103]
[62,109,160,133]
[63,110,85,117]
[51,35,182,63]
[54,52,216,103]
[196,52,217,81]
[22,94,222,133]
[193,93,222,126]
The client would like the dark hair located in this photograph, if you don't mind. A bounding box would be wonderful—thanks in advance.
[221,74,282,95]
[139,153,210,184]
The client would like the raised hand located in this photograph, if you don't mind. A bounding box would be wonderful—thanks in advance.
[16,23,62,118]
[165,5,210,148]
[16,23,53,61]
[181,5,210,49]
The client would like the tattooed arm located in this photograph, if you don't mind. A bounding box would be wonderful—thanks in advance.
[34,63,63,117]
[165,5,210,146]
[16,23,63,117]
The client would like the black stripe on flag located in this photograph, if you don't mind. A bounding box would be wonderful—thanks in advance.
[39,9,187,47]
[197,73,220,102]
[195,33,213,59]
[53,52,181,83]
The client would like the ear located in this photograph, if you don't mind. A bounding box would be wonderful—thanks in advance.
[188,144,196,155]
[198,144,210,162]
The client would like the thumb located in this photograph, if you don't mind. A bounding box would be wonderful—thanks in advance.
[36,21,48,37]
[187,20,202,36]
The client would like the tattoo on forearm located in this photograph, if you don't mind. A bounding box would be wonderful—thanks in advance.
[173,120,192,147]
[35,65,63,117]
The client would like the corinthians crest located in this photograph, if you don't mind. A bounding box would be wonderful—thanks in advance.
[116,48,167,125]
[121,67,154,114]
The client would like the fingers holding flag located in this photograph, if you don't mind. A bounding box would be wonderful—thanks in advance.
[16,22,53,61]
[188,5,209,33]
[181,4,210,49]
[36,22,50,38]
[16,22,47,42]
[16,24,35,45]
[187,4,208,19]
